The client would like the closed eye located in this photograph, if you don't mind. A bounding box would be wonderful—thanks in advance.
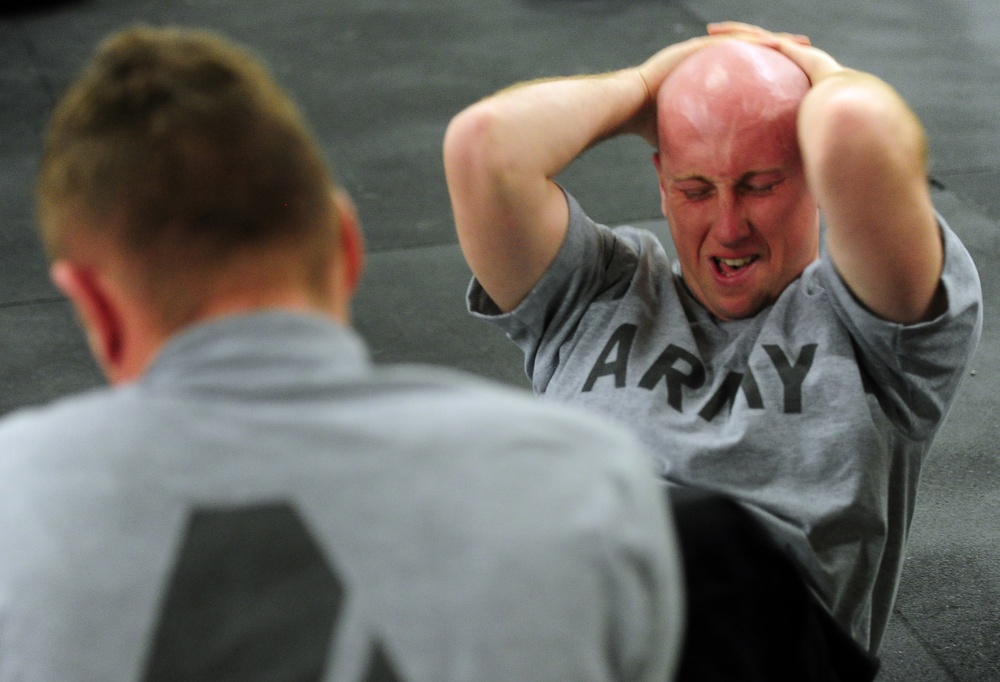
[673,182,715,202]
[682,188,713,201]
[739,178,784,196]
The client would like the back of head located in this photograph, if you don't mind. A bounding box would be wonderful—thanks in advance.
[656,40,809,157]
[37,26,337,330]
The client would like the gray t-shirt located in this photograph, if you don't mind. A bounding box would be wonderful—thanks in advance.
[0,312,684,682]
[469,190,982,652]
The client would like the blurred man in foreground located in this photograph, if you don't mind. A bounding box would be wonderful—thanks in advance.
[0,25,684,681]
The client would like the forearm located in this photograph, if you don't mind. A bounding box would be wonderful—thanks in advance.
[443,33,718,186]
[445,69,650,185]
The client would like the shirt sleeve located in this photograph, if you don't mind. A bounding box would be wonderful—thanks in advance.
[816,212,984,440]
[467,189,643,394]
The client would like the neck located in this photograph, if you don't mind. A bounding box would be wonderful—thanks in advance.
[109,289,347,387]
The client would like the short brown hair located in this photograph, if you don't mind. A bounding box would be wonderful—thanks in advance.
[37,25,337,328]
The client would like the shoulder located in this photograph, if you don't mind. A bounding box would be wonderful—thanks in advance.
[0,387,119,449]
[0,388,141,492]
[810,212,981,333]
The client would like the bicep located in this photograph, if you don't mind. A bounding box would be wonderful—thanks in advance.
[802,77,943,323]
[822,168,943,323]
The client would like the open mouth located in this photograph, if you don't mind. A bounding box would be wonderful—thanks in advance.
[712,255,759,278]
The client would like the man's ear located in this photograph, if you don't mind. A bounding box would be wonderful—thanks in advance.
[50,260,124,380]
[652,150,669,187]
[332,188,365,298]
[652,151,670,218]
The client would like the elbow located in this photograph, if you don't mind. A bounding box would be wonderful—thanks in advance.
[444,103,536,239]
[443,106,484,180]
[443,104,511,194]
[802,78,928,188]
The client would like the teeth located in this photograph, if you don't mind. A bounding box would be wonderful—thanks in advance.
[718,257,754,267]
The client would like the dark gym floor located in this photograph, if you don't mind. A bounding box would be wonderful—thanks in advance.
[2,1,998,679]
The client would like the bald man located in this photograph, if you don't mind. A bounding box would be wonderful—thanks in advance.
[444,23,982,657]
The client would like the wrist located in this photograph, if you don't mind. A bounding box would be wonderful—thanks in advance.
[635,67,654,106]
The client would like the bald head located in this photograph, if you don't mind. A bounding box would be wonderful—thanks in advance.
[656,41,809,157]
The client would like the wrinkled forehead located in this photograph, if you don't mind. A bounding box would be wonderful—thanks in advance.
[657,42,808,169]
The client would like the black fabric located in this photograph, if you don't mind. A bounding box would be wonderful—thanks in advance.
[669,487,881,682]
[143,503,344,682]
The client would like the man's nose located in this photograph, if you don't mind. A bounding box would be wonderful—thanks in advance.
[712,193,752,245]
